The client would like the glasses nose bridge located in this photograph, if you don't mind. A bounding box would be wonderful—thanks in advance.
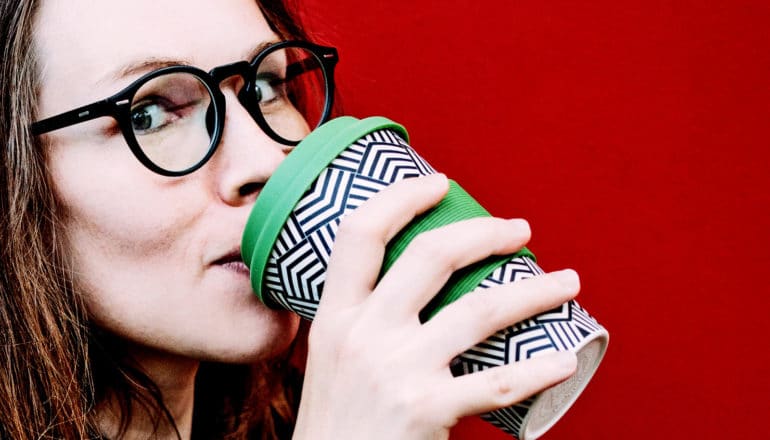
[208,60,254,92]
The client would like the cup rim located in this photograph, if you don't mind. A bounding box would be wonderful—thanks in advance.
[242,115,409,303]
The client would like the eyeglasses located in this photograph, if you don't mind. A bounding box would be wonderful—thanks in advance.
[31,41,338,176]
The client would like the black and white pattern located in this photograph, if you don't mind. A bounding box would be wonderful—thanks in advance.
[264,129,434,318]
[454,257,605,438]
[263,129,607,439]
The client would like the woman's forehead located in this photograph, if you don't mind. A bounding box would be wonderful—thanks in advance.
[34,0,277,112]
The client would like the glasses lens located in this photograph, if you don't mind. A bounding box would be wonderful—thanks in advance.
[254,46,328,143]
[130,72,214,173]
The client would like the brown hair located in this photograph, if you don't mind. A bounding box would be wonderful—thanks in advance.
[0,1,309,438]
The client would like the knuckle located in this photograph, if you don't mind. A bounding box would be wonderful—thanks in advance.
[406,232,456,270]
[457,290,496,321]
[391,386,421,411]
[335,327,372,361]
[307,315,368,358]
[486,367,517,404]
[336,212,381,242]
[392,388,443,428]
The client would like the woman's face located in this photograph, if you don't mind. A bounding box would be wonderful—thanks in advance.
[34,0,300,363]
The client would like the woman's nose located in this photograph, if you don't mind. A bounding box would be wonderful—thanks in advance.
[208,91,288,206]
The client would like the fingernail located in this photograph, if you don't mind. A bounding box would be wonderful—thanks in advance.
[553,269,580,290]
[430,172,448,183]
[509,218,530,232]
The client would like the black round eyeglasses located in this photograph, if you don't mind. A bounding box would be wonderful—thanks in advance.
[31,41,338,176]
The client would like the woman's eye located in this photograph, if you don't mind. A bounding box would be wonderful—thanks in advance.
[131,102,171,133]
[254,76,287,105]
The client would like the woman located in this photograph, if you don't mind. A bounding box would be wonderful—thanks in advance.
[0,0,579,438]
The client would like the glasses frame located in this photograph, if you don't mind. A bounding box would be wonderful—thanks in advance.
[30,41,339,177]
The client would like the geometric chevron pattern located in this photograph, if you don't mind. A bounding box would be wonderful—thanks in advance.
[263,129,607,439]
[264,129,435,319]
[453,256,606,438]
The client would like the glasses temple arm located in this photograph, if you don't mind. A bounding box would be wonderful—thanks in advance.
[30,99,114,135]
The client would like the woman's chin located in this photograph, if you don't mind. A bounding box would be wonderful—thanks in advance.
[206,311,301,364]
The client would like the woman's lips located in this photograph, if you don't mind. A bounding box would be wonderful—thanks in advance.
[213,250,250,276]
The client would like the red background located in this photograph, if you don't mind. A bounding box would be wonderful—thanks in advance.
[301,1,770,439]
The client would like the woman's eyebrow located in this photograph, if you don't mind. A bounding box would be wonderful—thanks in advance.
[101,58,191,85]
[242,40,281,62]
[98,40,282,86]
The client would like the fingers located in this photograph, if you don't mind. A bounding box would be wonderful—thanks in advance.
[371,217,532,319]
[321,174,449,310]
[442,351,577,417]
[416,269,580,366]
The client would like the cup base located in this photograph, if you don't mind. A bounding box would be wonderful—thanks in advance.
[520,332,609,440]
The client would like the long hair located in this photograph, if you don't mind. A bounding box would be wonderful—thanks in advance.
[0,1,309,438]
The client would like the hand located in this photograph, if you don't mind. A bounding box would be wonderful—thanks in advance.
[293,174,579,440]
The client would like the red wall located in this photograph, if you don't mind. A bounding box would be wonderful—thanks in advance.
[301,1,770,438]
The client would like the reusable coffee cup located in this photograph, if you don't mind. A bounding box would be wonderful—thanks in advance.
[242,116,609,439]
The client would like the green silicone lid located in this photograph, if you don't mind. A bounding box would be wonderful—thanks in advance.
[242,116,409,303]
[242,115,535,316]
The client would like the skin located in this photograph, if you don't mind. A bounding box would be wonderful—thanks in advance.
[294,176,580,439]
[34,1,580,438]
[35,0,300,436]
